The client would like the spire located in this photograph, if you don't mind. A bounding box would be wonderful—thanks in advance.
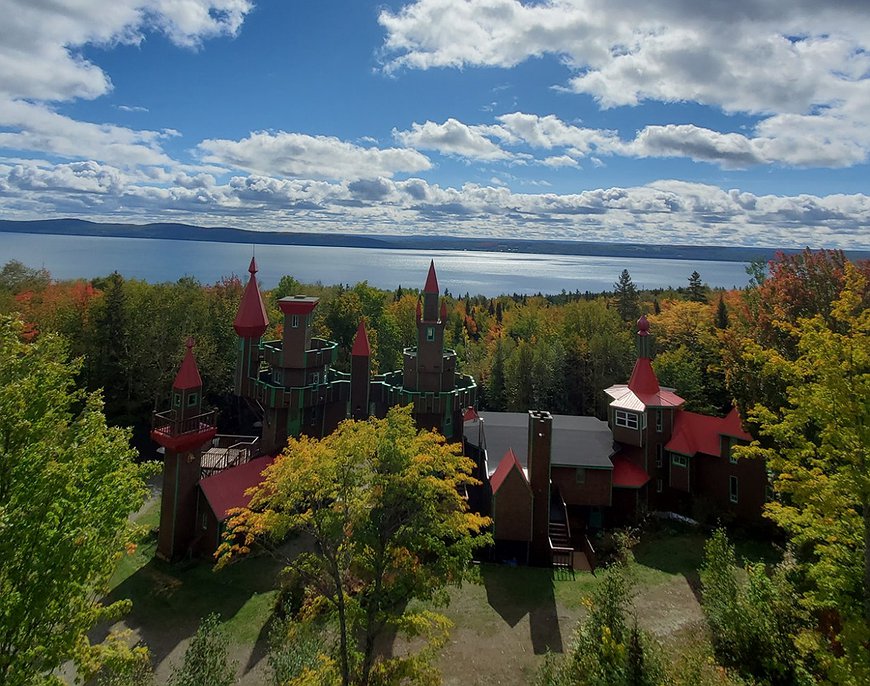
[233,257,269,338]
[636,314,652,359]
[423,260,439,294]
[351,320,370,357]
[628,314,659,395]
[173,337,203,390]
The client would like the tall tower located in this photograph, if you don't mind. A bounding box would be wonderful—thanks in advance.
[350,320,371,420]
[233,257,269,397]
[152,338,216,562]
[404,260,452,394]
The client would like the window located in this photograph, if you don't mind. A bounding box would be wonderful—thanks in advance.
[173,393,181,408]
[615,410,639,430]
[576,468,586,485]
[672,454,687,468]
[729,444,738,464]
[187,393,198,407]
[730,476,739,503]
[291,314,299,328]
[273,369,283,385]
[310,371,319,385]
[656,478,663,493]
[656,444,663,467]
[656,409,663,432]
[426,326,435,342]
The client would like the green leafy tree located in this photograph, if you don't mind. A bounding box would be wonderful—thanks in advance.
[700,530,814,686]
[737,263,870,682]
[219,406,491,686]
[0,316,151,684]
[167,614,236,686]
[613,269,641,322]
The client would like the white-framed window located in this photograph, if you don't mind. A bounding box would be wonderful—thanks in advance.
[656,444,663,467]
[291,314,299,328]
[426,326,435,342]
[730,476,739,503]
[656,409,663,432]
[615,410,639,430]
[273,369,283,385]
[672,454,688,468]
[576,468,586,485]
[656,478,663,493]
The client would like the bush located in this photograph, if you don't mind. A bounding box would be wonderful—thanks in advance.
[167,614,236,686]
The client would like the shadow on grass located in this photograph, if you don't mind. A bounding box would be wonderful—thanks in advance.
[101,549,283,672]
[481,564,563,655]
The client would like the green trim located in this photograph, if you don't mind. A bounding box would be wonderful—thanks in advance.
[170,456,180,559]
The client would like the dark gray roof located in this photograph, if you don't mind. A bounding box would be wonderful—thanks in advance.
[464,411,614,475]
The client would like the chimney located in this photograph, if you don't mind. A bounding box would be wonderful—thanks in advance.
[527,410,553,563]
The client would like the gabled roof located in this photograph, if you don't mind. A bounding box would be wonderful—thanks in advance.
[173,337,202,390]
[490,448,529,494]
[233,257,269,338]
[665,408,751,458]
[611,447,650,488]
[423,260,439,294]
[199,456,275,522]
[351,320,370,356]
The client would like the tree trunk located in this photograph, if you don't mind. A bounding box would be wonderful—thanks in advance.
[864,495,870,622]
[333,560,351,686]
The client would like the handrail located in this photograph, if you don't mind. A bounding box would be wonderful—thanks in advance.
[153,409,216,437]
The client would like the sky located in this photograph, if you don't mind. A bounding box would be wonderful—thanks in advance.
[0,1,869,249]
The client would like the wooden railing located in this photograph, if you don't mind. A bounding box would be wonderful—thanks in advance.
[549,538,574,569]
[200,435,259,477]
[152,409,216,437]
[582,535,598,573]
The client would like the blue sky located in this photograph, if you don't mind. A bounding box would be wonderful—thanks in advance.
[1,1,869,248]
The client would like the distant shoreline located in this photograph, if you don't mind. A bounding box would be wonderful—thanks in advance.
[2,218,868,264]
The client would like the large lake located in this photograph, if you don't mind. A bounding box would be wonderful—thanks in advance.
[0,232,751,296]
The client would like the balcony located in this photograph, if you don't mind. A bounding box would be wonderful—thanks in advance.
[262,337,338,370]
[151,409,217,453]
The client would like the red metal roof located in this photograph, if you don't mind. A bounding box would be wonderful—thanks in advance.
[666,408,750,457]
[233,257,269,338]
[277,295,319,316]
[628,357,660,396]
[611,447,650,488]
[199,456,275,522]
[173,337,202,390]
[462,406,480,422]
[351,320,370,356]
[424,260,439,294]
[490,448,529,494]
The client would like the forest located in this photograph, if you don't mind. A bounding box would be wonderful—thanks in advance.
[0,248,868,685]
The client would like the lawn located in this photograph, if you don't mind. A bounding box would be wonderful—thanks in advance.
[104,501,778,685]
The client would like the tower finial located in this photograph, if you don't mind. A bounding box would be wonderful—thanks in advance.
[248,256,257,275]
[637,314,649,336]
[185,336,195,350]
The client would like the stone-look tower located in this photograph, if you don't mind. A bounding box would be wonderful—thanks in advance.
[233,257,269,397]
[152,338,216,562]
[527,410,553,563]
[407,260,449,393]
[350,321,371,420]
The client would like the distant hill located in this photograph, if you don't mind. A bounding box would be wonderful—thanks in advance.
[2,218,868,263]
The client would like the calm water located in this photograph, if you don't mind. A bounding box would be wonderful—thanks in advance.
[0,233,750,295]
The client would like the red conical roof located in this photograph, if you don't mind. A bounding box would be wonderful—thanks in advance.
[627,357,660,397]
[351,320,370,356]
[424,260,439,294]
[174,337,203,390]
[233,257,269,338]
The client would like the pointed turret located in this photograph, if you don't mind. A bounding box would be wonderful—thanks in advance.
[350,320,371,420]
[628,315,660,396]
[174,336,202,391]
[424,260,439,294]
[351,320,370,357]
[233,257,269,338]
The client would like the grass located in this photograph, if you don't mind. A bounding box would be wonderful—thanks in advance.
[107,498,780,685]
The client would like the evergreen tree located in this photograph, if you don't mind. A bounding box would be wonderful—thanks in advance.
[687,270,708,302]
[613,270,640,322]
[715,294,729,329]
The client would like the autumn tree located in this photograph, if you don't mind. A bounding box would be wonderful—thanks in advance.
[0,316,152,684]
[219,406,490,686]
[737,263,870,683]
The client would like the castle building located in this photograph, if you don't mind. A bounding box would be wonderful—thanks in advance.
[152,259,476,560]
[153,266,763,566]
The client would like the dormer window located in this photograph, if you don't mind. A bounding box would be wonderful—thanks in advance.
[615,410,639,430]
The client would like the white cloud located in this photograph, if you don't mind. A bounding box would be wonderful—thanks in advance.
[3,160,869,249]
[380,1,870,167]
[394,118,513,160]
[198,131,432,180]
